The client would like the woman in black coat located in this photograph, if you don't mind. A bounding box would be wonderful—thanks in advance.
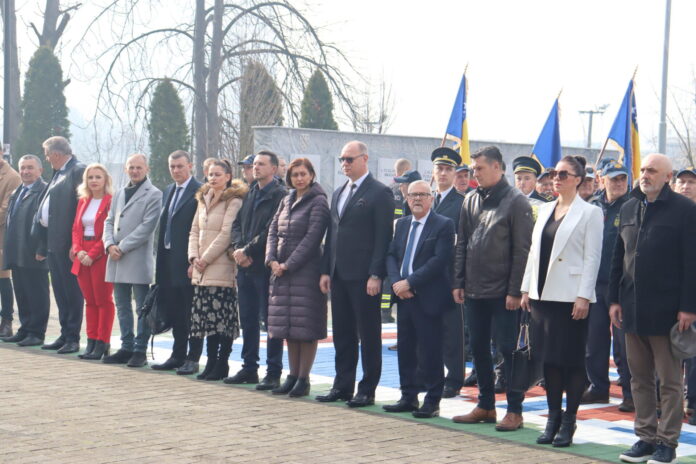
[265,158,330,397]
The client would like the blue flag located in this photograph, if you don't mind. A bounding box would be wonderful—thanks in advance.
[531,99,562,169]
[445,74,470,164]
[607,79,640,181]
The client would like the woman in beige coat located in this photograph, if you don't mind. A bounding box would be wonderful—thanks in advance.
[185,159,247,380]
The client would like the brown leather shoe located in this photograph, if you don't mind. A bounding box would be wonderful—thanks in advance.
[452,407,496,424]
[495,412,524,431]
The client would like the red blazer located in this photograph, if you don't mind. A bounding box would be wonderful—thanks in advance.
[71,195,112,275]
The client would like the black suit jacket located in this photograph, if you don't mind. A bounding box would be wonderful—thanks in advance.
[34,157,86,255]
[5,180,49,269]
[433,189,464,228]
[386,211,455,316]
[155,177,202,287]
[321,173,394,280]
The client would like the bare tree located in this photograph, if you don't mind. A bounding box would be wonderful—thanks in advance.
[30,0,81,50]
[74,0,360,174]
[666,80,696,167]
[352,78,394,134]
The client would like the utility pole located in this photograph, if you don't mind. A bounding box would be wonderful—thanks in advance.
[579,105,608,148]
[658,0,672,154]
[3,0,11,163]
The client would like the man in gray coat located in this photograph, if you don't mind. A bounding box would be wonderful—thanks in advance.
[102,154,162,367]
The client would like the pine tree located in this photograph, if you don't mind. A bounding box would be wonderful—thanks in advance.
[15,47,71,178]
[299,70,338,130]
[148,79,190,190]
[239,61,283,160]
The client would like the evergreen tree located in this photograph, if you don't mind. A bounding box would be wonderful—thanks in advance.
[15,47,71,178]
[239,61,283,159]
[148,78,190,190]
[299,70,338,130]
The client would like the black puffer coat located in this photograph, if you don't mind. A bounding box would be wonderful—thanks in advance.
[265,182,330,341]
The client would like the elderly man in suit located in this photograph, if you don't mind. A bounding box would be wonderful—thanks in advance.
[430,147,466,398]
[35,136,86,354]
[151,150,202,373]
[0,154,21,337]
[316,140,394,407]
[2,155,49,346]
[383,180,455,418]
[103,154,162,368]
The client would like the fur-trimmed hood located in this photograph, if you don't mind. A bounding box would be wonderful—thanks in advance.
[195,179,248,203]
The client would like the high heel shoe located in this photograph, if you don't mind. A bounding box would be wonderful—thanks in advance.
[196,357,216,380]
[82,341,110,360]
[552,412,577,447]
[78,339,96,359]
[536,409,562,444]
[272,375,298,395]
[288,377,310,397]
[204,359,229,381]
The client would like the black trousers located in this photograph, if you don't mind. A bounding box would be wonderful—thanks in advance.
[0,277,13,321]
[330,275,382,395]
[159,283,194,360]
[397,297,444,404]
[47,250,84,343]
[13,267,50,338]
[443,303,465,389]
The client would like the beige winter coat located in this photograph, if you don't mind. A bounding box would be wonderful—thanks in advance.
[188,181,247,288]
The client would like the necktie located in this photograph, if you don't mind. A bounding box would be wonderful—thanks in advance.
[10,186,27,218]
[164,186,183,248]
[401,221,421,278]
[434,193,442,209]
[340,183,356,218]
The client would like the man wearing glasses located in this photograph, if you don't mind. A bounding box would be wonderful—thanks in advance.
[317,140,394,407]
[451,146,534,432]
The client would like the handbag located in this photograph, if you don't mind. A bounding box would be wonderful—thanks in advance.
[136,284,171,335]
[509,311,544,392]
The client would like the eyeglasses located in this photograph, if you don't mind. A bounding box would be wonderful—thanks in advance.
[338,154,366,163]
[549,170,580,181]
[406,192,432,199]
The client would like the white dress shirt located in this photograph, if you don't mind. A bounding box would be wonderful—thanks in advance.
[402,210,431,276]
[336,171,369,214]
[39,156,72,227]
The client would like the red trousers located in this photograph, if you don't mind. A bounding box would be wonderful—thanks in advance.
[76,247,115,343]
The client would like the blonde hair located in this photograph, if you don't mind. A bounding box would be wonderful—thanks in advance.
[77,163,114,199]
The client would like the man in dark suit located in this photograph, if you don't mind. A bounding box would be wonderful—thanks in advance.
[151,150,202,373]
[316,140,394,407]
[430,147,466,398]
[34,136,86,354]
[383,180,455,418]
[2,155,49,346]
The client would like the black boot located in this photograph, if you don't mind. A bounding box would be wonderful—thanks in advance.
[272,375,298,395]
[288,377,310,397]
[205,336,231,381]
[552,412,577,447]
[78,339,97,359]
[536,409,562,444]
[196,336,218,380]
[83,341,110,360]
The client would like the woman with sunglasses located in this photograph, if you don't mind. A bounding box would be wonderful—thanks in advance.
[520,155,603,447]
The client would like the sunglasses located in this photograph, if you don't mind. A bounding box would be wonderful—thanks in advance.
[338,154,366,164]
[549,170,580,181]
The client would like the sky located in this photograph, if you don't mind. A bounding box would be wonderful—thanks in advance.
[7,0,696,160]
[309,0,696,153]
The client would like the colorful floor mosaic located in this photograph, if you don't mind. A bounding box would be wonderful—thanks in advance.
[131,324,696,463]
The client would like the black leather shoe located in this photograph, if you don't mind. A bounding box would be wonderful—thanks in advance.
[288,377,311,398]
[176,360,200,375]
[102,349,133,364]
[412,403,440,418]
[383,398,419,413]
[127,352,148,367]
[16,335,43,347]
[78,339,96,359]
[255,375,280,390]
[2,332,25,343]
[82,341,109,360]
[552,412,577,447]
[346,393,375,408]
[442,385,461,398]
[223,369,259,385]
[536,409,562,444]
[57,341,79,354]
[272,375,298,395]
[42,337,65,350]
[315,389,353,403]
[152,357,184,371]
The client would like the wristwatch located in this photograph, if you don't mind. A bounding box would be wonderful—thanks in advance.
[369,275,380,280]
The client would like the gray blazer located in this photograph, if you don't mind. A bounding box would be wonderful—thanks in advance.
[104,177,162,284]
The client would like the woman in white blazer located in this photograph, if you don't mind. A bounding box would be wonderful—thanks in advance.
[520,155,603,448]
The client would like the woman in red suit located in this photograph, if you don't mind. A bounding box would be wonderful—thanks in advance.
[71,163,115,360]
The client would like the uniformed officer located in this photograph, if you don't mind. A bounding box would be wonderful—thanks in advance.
[430,147,467,398]
[513,156,553,205]
[393,170,422,218]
